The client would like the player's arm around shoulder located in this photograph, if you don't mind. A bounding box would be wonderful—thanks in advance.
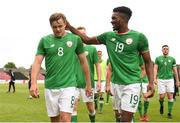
[30,55,44,98]
[78,53,92,96]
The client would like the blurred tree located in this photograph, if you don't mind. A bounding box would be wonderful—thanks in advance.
[4,62,17,69]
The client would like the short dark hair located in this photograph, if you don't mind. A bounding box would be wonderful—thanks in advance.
[77,26,86,30]
[49,13,66,25]
[113,6,132,20]
[162,45,169,48]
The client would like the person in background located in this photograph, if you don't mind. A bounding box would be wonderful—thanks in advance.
[71,26,101,122]
[7,69,15,93]
[154,45,180,119]
[94,50,106,113]
[138,56,150,122]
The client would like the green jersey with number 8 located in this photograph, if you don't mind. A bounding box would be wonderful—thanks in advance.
[36,33,84,89]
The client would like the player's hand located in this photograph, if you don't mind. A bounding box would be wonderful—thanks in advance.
[30,82,39,98]
[85,85,92,97]
[176,81,180,87]
[154,79,158,85]
[106,84,111,93]
[146,83,155,98]
[106,83,113,96]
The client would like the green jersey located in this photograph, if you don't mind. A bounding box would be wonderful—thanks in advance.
[97,30,149,85]
[84,45,99,88]
[139,56,148,83]
[155,55,176,79]
[94,60,106,81]
[36,33,84,89]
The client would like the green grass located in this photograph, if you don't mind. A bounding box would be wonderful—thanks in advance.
[0,83,180,122]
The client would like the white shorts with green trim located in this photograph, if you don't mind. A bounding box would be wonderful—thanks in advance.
[45,87,76,117]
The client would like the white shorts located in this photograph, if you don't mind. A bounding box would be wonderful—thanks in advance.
[75,88,94,102]
[95,81,105,93]
[113,83,141,113]
[111,82,118,110]
[141,83,148,94]
[45,87,76,117]
[158,79,174,94]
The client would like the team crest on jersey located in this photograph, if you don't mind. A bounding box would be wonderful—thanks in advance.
[126,38,133,45]
[50,44,55,48]
[85,51,89,56]
[66,41,73,47]
[111,38,116,42]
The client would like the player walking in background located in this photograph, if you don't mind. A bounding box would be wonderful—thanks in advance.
[94,50,106,114]
[30,13,91,122]
[154,45,180,119]
[67,6,154,122]
[71,26,101,122]
[138,56,150,122]
[28,65,33,99]
[7,69,15,93]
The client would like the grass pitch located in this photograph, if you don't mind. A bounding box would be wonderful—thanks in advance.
[0,83,180,122]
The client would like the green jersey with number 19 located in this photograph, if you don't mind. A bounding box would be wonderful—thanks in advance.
[36,33,84,89]
[97,30,149,85]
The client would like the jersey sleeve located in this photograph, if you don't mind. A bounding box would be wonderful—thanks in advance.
[36,38,45,55]
[75,37,84,55]
[96,32,109,45]
[172,57,177,67]
[138,33,149,53]
[155,57,159,65]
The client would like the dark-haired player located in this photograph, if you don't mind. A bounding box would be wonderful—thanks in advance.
[154,45,179,119]
[67,6,154,122]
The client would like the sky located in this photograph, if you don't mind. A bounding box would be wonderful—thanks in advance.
[0,0,180,68]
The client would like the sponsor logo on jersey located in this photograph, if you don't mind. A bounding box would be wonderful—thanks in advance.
[126,38,133,45]
[85,51,89,56]
[67,41,73,47]
[168,59,171,62]
[111,38,116,41]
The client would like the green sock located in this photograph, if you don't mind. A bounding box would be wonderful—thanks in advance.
[159,100,164,107]
[71,115,77,122]
[106,92,110,103]
[138,100,142,116]
[89,114,95,122]
[144,101,149,115]
[94,98,98,110]
[168,101,174,114]
[99,98,104,113]
[116,117,121,122]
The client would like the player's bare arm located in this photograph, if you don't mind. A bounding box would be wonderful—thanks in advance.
[141,51,155,98]
[105,63,112,94]
[78,53,92,96]
[95,62,101,91]
[66,21,100,44]
[30,55,44,98]
[173,66,180,87]
[153,64,158,85]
